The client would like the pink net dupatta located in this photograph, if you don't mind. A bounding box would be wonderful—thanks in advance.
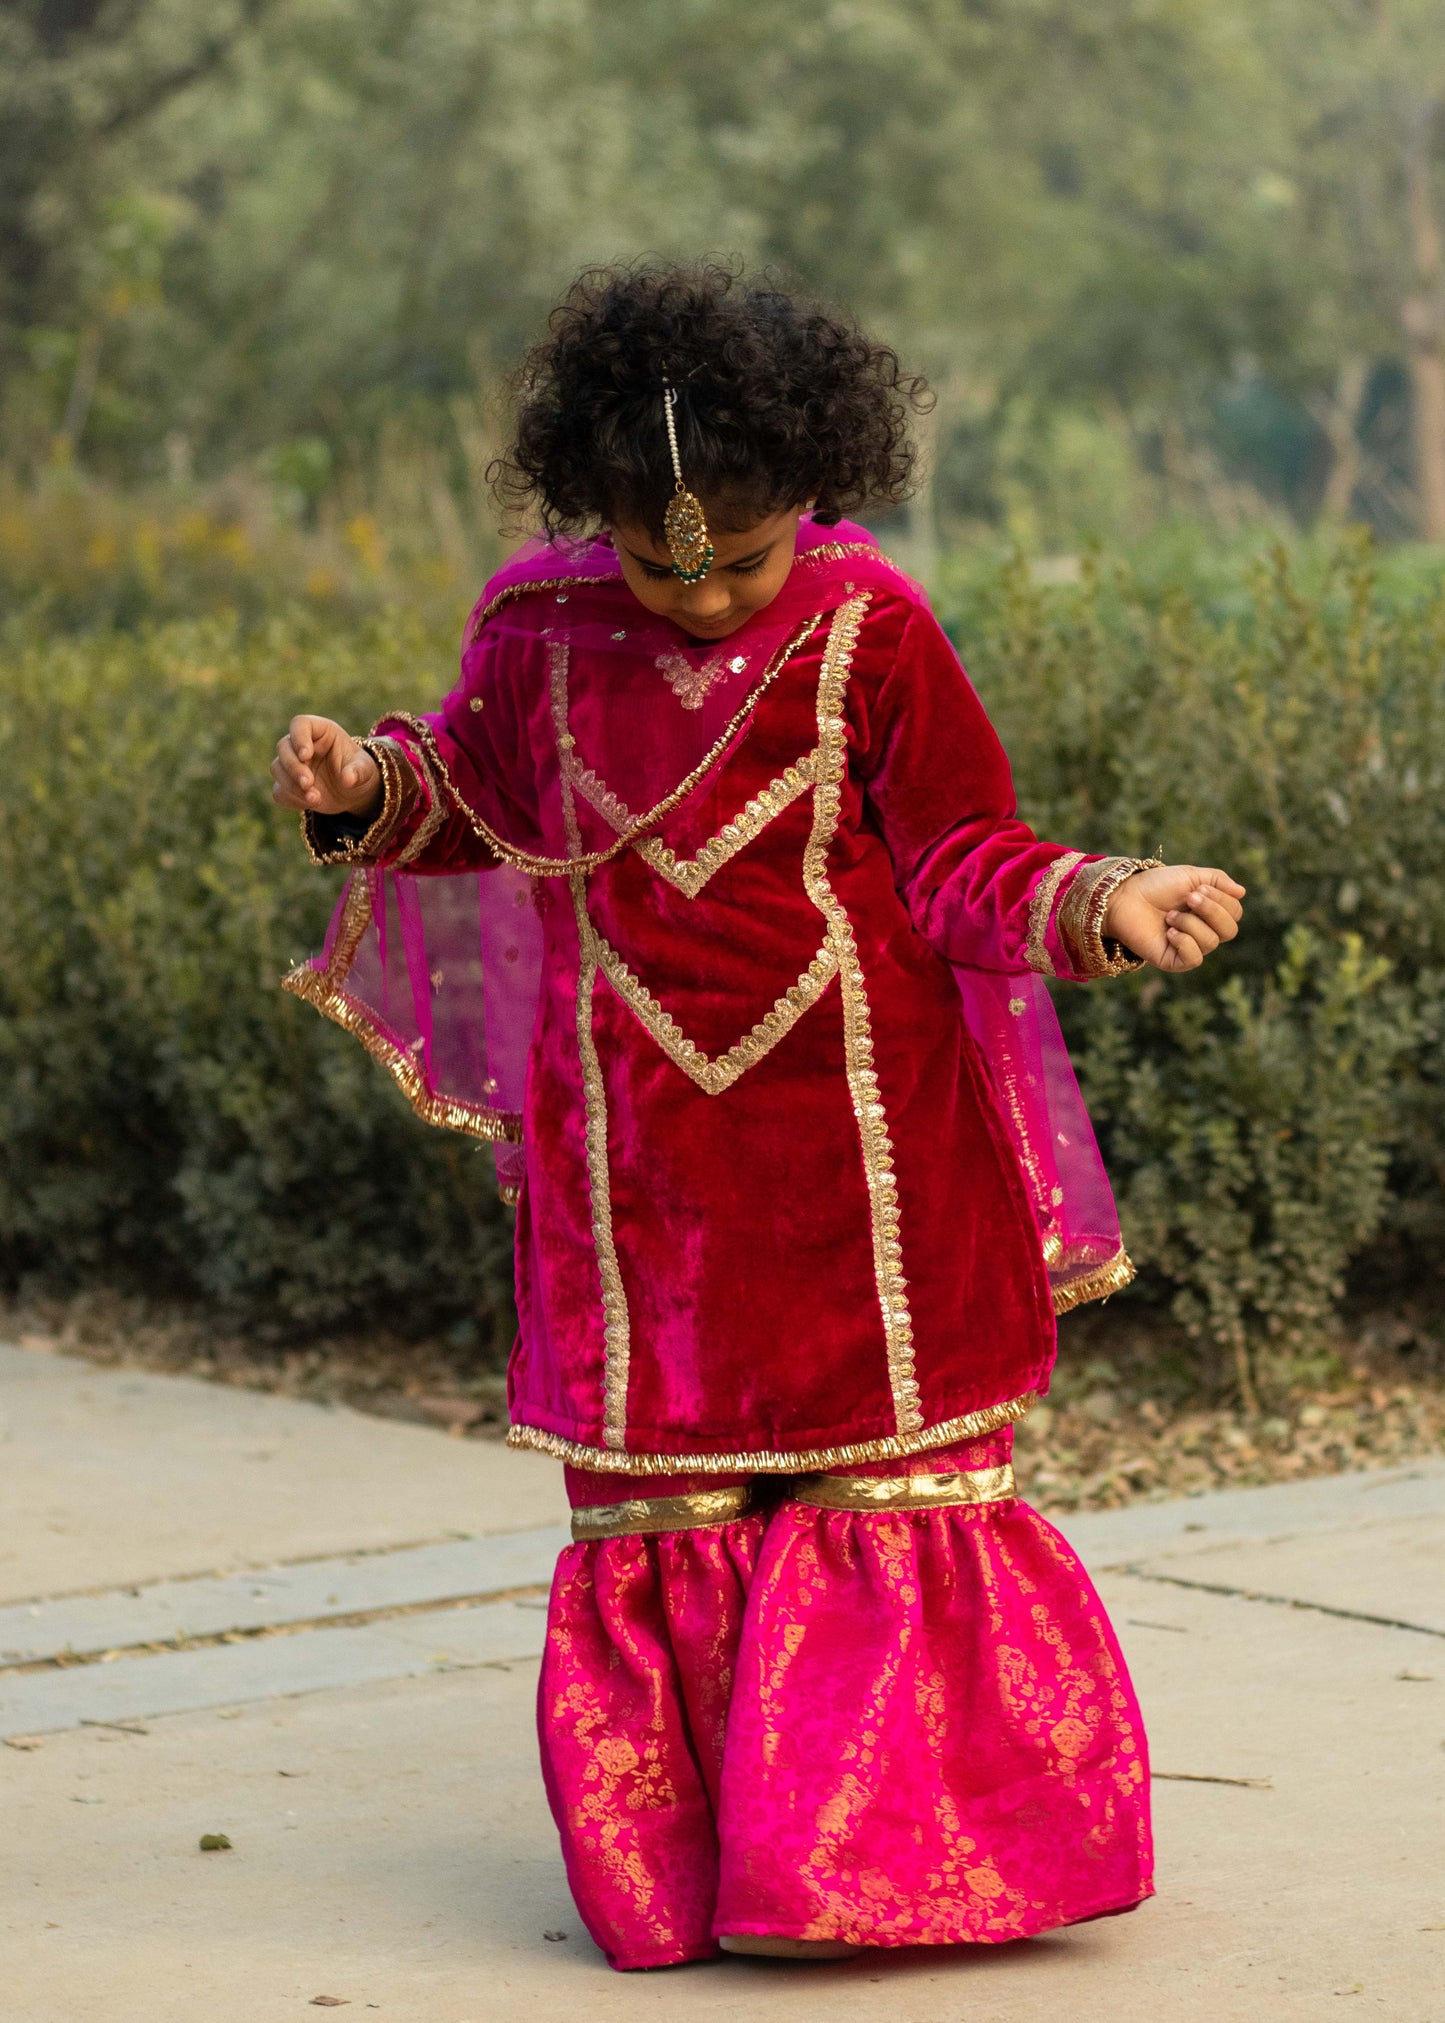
[955,969,1133,1315]
[281,520,1131,1308]
[282,856,539,1197]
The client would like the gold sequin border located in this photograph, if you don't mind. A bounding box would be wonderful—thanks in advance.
[506,1391,1038,1475]
[592,934,839,1094]
[802,594,923,1439]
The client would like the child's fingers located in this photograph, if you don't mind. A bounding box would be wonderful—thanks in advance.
[288,713,340,768]
[1178,891,1240,939]
[1165,911,1219,956]
[1164,925,1204,969]
[1192,866,1246,899]
[269,751,309,808]
[273,733,323,805]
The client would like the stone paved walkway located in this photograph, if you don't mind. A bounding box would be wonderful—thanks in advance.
[2,1341,1442,2021]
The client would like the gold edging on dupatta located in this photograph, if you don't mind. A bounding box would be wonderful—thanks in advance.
[280,875,523,1144]
[1051,1244,1135,1315]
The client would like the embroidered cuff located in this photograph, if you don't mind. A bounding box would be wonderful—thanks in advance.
[1025,850,1086,977]
[1057,855,1158,979]
[302,737,419,867]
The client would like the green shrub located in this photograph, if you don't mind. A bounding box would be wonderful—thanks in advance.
[2,532,1441,1386]
[0,606,514,1339]
[944,535,1445,1393]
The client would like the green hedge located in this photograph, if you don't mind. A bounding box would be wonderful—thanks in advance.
[0,606,515,1343]
[2,537,1441,1386]
[944,537,1442,1398]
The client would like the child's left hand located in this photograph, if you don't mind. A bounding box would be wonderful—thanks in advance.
[1104,864,1246,973]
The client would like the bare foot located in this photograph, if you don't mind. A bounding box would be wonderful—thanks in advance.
[719,1935,858,1960]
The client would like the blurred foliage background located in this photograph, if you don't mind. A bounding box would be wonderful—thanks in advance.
[4,0,1445,1399]
[7,0,1445,551]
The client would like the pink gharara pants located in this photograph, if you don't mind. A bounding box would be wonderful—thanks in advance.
[538,1431,1153,1971]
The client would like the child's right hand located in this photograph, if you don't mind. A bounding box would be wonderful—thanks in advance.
[270,716,381,817]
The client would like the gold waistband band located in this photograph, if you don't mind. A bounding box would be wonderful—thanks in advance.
[790,1463,1017,1512]
[570,1485,755,1542]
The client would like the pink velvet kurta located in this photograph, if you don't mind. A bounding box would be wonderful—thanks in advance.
[299,544,1140,1474]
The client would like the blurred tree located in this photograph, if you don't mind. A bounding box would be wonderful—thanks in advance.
[1249,0,1445,538]
[0,0,278,452]
[1,0,1441,548]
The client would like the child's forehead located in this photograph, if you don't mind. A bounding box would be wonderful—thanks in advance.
[611,502,796,563]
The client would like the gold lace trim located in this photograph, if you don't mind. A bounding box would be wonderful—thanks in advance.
[632,753,820,897]
[1057,855,1156,979]
[593,936,838,1095]
[571,1485,754,1541]
[281,875,522,1144]
[565,755,634,836]
[388,736,450,869]
[505,1392,1038,1475]
[797,542,913,578]
[466,572,614,642]
[1025,850,1085,978]
[1052,1244,1136,1316]
[568,741,823,900]
[397,610,825,878]
[791,1463,1016,1511]
[801,595,923,1439]
[549,647,634,1450]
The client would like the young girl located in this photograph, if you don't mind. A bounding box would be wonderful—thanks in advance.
[271,263,1244,1971]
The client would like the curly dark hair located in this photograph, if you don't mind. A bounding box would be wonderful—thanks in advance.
[490,260,931,538]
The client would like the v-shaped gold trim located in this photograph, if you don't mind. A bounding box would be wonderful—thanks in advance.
[566,740,821,899]
[632,754,820,897]
[593,932,839,1095]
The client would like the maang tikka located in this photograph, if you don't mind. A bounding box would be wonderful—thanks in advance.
[661,372,714,583]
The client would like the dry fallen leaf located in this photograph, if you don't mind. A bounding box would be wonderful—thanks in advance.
[198,1833,232,1851]
[310,2000,350,2009]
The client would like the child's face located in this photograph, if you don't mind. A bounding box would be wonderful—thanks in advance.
[609,502,805,640]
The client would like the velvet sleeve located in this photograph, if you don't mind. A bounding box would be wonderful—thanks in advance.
[854,599,1145,981]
